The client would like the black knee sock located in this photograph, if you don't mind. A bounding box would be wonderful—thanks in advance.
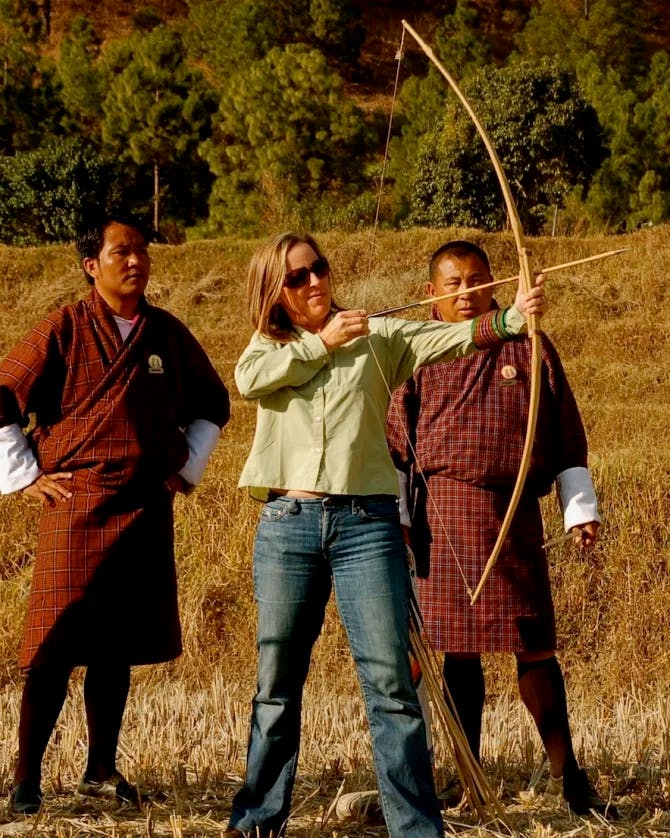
[442,655,485,763]
[84,662,131,781]
[516,656,578,778]
[15,663,74,786]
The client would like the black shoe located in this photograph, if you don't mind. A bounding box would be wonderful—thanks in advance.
[437,776,465,808]
[10,782,43,815]
[563,768,618,819]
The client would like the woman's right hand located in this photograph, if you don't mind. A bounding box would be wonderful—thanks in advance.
[319,309,370,351]
[22,472,73,505]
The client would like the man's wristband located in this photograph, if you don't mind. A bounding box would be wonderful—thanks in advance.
[472,307,524,347]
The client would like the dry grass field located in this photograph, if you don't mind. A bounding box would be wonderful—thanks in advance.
[0,226,668,835]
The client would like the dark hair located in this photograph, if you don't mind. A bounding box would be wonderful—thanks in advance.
[429,240,491,283]
[77,212,153,284]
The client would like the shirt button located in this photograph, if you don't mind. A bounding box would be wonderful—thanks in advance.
[315,416,322,422]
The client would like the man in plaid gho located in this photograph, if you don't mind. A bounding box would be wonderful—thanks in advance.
[0,214,230,815]
[386,240,616,819]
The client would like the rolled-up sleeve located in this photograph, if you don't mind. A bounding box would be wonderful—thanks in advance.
[557,466,601,530]
[178,419,221,487]
[0,424,41,494]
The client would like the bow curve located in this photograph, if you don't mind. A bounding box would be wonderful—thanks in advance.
[401,20,542,605]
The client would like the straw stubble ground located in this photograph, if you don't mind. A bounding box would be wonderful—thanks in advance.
[0,227,668,835]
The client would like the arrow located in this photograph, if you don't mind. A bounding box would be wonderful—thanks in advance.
[369,248,629,318]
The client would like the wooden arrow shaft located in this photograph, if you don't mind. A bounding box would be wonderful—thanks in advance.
[369,247,628,318]
[370,276,513,317]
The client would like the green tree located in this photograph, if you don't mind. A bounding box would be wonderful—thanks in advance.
[57,15,104,133]
[513,0,670,229]
[405,60,605,233]
[515,0,652,84]
[388,71,448,221]
[184,0,309,82]
[629,50,670,226]
[200,43,375,234]
[387,2,498,222]
[576,48,670,230]
[0,138,121,244]
[308,0,363,69]
[100,25,216,232]
[436,0,494,74]
[0,0,61,152]
[183,0,363,86]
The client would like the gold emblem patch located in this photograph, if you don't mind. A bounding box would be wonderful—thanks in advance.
[148,354,164,374]
[501,365,517,380]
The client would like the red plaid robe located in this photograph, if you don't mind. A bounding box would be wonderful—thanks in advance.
[386,321,588,653]
[0,290,230,668]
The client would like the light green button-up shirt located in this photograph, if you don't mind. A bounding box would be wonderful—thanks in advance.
[235,307,526,497]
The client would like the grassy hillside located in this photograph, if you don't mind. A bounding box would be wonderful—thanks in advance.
[0,226,668,694]
[0,226,668,834]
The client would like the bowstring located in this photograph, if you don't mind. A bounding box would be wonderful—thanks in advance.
[359,27,405,306]
[362,28,474,600]
[366,345,474,600]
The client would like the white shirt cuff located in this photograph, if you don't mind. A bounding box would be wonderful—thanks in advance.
[396,469,411,527]
[178,419,221,487]
[0,424,42,494]
[557,466,601,531]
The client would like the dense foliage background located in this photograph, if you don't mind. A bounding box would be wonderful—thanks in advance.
[0,0,669,243]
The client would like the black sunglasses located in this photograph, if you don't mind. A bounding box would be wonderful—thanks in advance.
[283,256,330,289]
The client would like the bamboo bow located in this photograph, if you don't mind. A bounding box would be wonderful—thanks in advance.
[401,20,541,606]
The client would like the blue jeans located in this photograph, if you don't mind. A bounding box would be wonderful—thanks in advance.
[230,495,442,838]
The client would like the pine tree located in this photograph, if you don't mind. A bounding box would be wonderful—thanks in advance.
[0,0,60,152]
[578,48,670,229]
[100,24,216,232]
[184,0,363,86]
[200,43,374,234]
[57,15,104,133]
[512,0,670,229]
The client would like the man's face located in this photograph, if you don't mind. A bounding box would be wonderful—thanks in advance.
[83,222,150,315]
[427,252,494,323]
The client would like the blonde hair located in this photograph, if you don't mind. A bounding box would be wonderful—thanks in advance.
[246,232,343,343]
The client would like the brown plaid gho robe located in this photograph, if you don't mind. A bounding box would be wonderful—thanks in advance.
[386,325,588,653]
[0,290,230,668]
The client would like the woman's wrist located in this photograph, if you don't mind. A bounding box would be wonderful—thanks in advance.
[501,305,526,336]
